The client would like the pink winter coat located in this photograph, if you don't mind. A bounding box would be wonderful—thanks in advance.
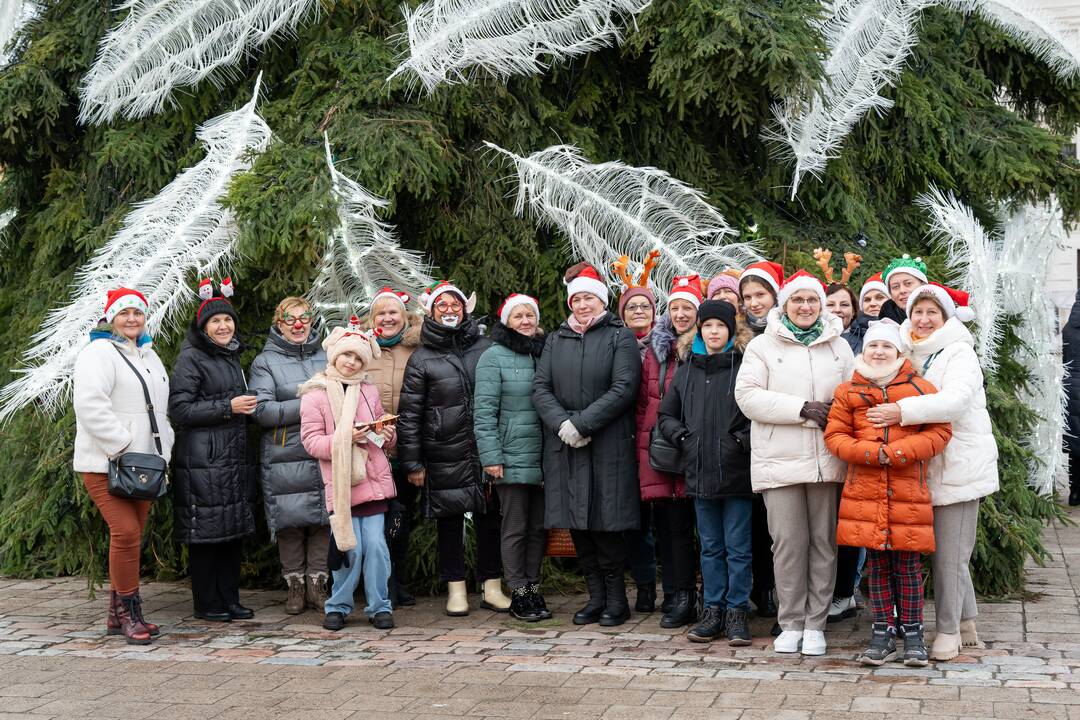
[299,379,397,513]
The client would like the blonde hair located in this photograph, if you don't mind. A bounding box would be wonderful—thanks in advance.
[365,295,405,329]
[274,296,311,323]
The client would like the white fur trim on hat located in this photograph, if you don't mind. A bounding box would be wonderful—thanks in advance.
[905,284,976,323]
[566,275,609,306]
[372,288,410,312]
[859,280,887,305]
[419,282,466,312]
[740,267,779,294]
[863,318,903,350]
[105,293,148,323]
[668,275,702,309]
[777,274,827,310]
[499,294,540,325]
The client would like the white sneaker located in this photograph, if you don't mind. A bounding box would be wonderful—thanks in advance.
[773,630,803,653]
[826,595,856,622]
[801,630,827,656]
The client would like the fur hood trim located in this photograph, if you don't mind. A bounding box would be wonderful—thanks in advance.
[650,314,696,363]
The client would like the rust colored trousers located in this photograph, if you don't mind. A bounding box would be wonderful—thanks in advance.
[81,472,151,594]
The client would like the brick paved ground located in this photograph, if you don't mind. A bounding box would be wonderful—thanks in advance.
[0,503,1077,719]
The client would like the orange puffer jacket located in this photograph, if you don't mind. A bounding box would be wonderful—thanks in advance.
[824,360,952,554]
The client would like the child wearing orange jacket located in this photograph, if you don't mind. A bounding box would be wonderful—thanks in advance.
[824,319,952,668]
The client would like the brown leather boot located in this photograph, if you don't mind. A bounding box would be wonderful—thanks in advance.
[306,574,329,611]
[114,592,153,645]
[284,575,306,615]
[108,590,160,637]
[132,591,160,636]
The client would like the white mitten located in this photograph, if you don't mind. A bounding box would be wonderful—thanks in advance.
[558,419,584,446]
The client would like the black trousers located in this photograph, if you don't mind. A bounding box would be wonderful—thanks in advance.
[751,494,775,596]
[654,498,697,591]
[387,465,418,588]
[437,510,503,583]
[833,484,860,598]
[188,539,242,612]
[496,484,546,589]
[570,529,626,576]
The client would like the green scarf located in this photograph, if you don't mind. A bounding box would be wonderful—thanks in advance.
[377,331,404,347]
[781,315,824,346]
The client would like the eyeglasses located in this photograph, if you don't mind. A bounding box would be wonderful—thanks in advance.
[282,312,312,325]
[788,297,821,307]
[435,301,462,313]
[624,303,652,313]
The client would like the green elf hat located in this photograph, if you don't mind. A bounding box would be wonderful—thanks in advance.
[882,254,928,286]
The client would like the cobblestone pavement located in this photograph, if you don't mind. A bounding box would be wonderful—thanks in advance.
[0,504,1077,719]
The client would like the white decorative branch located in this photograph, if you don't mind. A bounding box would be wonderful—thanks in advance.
[387,0,653,94]
[78,0,318,124]
[0,78,271,420]
[485,142,759,303]
[309,133,435,327]
[0,0,38,66]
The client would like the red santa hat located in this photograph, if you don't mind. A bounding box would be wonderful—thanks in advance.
[668,275,703,309]
[565,264,609,308]
[371,287,411,312]
[104,287,148,323]
[418,281,467,313]
[777,269,828,309]
[859,272,887,306]
[498,293,540,325]
[905,282,976,322]
[740,260,784,294]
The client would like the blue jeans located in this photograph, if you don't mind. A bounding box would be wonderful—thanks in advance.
[325,514,392,617]
[694,497,753,611]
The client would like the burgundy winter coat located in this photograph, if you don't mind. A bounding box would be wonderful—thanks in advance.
[635,315,693,500]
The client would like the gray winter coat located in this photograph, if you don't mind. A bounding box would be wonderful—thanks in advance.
[532,312,642,532]
[249,326,329,539]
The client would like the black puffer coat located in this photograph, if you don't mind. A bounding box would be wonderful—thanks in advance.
[1063,291,1080,452]
[397,316,493,518]
[878,299,906,324]
[249,325,328,539]
[532,312,641,532]
[843,313,871,355]
[657,346,752,499]
[168,324,257,544]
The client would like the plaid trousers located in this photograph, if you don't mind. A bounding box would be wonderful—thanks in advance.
[866,549,924,626]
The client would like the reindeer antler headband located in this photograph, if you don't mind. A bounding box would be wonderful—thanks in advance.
[813,248,862,285]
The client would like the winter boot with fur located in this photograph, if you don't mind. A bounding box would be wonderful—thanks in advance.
[446,580,469,616]
[284,575,306,615]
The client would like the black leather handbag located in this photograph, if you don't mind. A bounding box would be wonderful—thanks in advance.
[648,358,683,474]
[107,346,169,501]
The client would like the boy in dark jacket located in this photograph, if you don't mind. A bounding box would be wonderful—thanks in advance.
[657,300,753,645]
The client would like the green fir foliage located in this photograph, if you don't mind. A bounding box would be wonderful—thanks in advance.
[0,0,1075,595]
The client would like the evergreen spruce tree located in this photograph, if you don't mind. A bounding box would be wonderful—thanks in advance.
[0,0,1074,595]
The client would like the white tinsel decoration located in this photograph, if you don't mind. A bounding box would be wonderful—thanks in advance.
[485,142,760,303]
[309,133,435,326]
[78,0,318,124]
[0,78,271,420]
[998,201,1067,496]
[0,0,37,66]
[915,185,1003,374]
[387,0,653,94]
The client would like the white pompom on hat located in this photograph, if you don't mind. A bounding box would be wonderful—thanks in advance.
[498,293,540,325]
[905,282,976,322]
[565,264,609,308]
[776,269,828,309]
[863,318,903,350]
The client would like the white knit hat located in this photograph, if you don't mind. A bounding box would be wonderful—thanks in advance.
[498,293,540,325]
[324,317,382,368]
[863,318,903,350]
[776,269,828,309]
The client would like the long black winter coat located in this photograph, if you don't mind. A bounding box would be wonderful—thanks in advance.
[249,325,329,539]
[168,325,257,544]
[397,316,493,518]
[1062,291,1080,452]
[878,299,906,324]
[657,348,752,499]
[532,312,641,532]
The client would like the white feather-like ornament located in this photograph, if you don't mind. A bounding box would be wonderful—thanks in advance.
[915,186,1003,374]
[78,0,318,124]
[0,0,36,66]
[308,133,436,327]
[0,78,271,420]
[998,201,1067,496]
[485,142,760,304]
[387,0,653,94]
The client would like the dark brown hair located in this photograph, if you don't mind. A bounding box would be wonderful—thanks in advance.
[825,283,858,309]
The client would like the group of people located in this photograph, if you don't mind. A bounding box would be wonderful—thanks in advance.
[71,249,1000,667]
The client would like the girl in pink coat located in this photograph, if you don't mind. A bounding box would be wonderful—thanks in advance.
[300,319,397,631]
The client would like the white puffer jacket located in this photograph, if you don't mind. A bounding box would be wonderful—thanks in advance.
[735,308,855,492]
[73,335,174,474]
[897,317,998,506]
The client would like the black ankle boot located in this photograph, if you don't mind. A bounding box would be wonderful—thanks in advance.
[598,572,630,627]
[574,573,607,625]
[510,587,541,622]
[635,584,656,613]
[528,583,553,621]
[660,589,695,629]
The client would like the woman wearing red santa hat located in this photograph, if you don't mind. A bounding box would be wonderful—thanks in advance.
[73,287,175,644]
[866,282,998,661]
[533,263,642,627]
[734,269,855,657]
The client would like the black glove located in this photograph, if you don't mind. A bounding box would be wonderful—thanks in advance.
[385,499,406,542]
[327,532,351,571]
[800,401,830,429]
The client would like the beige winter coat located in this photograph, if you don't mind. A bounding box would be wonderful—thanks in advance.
[734,308,855,492]
[73,334,174,474]
[897,317,999,507]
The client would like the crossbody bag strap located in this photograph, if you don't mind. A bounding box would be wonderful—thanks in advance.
[111,344,163,456]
